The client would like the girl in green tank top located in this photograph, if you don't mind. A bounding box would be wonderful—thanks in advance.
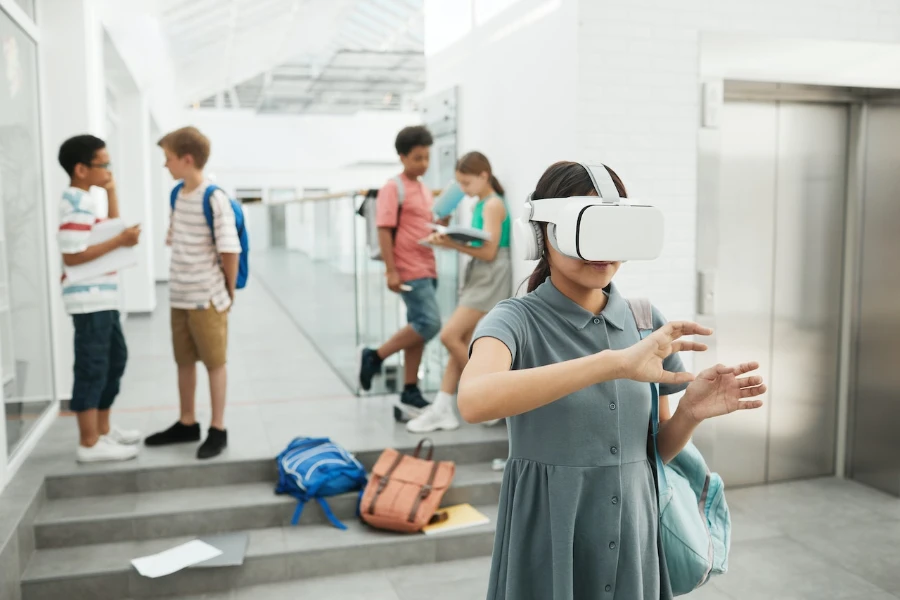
[407,152,512,436]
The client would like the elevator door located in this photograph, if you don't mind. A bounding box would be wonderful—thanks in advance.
[850,105,900,496]
[708,101,848,486]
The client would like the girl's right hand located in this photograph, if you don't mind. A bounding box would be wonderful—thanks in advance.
[612,321,713,385]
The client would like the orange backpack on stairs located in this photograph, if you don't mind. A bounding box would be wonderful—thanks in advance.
[359,439,455,533]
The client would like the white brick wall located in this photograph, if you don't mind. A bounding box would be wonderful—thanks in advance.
[577,0,900,325]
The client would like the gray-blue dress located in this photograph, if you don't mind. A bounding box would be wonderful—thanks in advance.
[471,278,688,600]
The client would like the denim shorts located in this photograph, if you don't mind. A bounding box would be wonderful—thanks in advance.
[400,278,441,342]
[71,310,128,412]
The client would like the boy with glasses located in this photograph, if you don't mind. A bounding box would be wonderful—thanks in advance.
[57,134,142,462]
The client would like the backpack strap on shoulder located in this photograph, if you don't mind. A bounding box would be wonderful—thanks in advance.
[392,176,405,207]
[169,182,185,211]
[626,297,669,496]
[202,185,218,234]
[391,176,406,239]
[626,298,653,335]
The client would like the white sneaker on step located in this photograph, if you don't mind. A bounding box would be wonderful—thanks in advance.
[406,404,460,434]
[76,437,139,463]
[105,425,142,445]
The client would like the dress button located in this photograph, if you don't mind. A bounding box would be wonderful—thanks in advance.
[609,403,616,410]
[610,446,618,455]
[593,318,601,324]
[609,541,616,550]
[605,585,612,592]
[611,496,618,504]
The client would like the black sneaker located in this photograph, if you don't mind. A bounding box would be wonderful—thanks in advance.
[144,421,201,447]
[197,427,227,460]
[394,386,430,423]
[358,347,383,391]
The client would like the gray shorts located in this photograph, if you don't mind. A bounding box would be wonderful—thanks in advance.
[458,249,513,313]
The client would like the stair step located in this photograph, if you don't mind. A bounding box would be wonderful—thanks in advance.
[34,463,502,549]
[44,438,508,499]
[21,504,498,600]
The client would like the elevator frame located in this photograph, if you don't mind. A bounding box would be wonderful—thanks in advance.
[695,80,900,488]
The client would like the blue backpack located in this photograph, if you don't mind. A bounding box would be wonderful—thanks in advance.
[169,183,250,289]
[627,298,731,596]
[275,437,368,530]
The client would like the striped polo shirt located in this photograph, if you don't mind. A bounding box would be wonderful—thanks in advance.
[167,181,241,312]
[57,187,119,315]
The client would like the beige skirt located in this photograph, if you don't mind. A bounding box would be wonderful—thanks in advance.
[458,248,513,313]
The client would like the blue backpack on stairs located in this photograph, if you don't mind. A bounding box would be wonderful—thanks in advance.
[275,437,368,530]
[627,298,732,596]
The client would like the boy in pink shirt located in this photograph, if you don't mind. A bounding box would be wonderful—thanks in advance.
[359,126,442,422]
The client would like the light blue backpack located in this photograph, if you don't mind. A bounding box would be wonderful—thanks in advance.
[627,298,731,596]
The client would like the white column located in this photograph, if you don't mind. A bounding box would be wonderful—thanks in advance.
[37,0,106,400]
[118,93,156,313]
[149,122,172,282]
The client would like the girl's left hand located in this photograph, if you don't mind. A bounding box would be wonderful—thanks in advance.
[678,363,766,423]
[427,232,452,248]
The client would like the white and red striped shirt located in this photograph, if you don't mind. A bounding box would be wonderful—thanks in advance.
[57,187,119,315]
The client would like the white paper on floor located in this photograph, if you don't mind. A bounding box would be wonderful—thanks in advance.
[131,540,224,578]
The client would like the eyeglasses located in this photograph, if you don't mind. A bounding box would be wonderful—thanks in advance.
[89,162,111,170]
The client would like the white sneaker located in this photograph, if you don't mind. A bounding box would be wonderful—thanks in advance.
[105,425,142,445]
[406,404,460,434]
[393,401,427,422]
[76,437,139,463]
[482,418,503,427]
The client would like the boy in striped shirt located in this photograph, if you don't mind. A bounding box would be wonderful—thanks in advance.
[57,135,142,463]
[144,127,241,460]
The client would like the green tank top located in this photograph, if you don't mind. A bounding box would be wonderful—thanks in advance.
[470,193,510,248]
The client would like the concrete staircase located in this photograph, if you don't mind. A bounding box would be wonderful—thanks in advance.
[18,439,506,600]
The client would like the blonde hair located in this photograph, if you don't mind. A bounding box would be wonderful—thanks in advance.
[157,126,211,169]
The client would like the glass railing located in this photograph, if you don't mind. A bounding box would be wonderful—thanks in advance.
[247,191,458,396]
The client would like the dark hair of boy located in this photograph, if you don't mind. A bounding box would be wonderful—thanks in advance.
[58,135,106,177]
[394,126,433,156]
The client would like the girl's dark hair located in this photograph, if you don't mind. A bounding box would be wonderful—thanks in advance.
[456,151,505,196]
[525,161,628,293]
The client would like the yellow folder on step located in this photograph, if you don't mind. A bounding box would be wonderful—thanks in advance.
[422,504,490,536]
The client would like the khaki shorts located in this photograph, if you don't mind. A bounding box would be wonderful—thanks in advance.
[171,306,228,369]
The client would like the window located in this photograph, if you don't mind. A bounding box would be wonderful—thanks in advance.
[0,8,55,454]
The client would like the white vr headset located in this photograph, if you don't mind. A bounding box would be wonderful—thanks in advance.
[513,163,665,262]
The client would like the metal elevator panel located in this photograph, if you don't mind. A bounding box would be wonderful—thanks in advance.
[709,101,777,487]
[707,101,847,486]
[850,105,900,495]
[767,103,847,482]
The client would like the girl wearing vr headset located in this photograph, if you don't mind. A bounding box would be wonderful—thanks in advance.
[458,161,765,600]
[406,151,513,434]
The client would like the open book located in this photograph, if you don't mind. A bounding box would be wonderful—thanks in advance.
[426,223,491,245]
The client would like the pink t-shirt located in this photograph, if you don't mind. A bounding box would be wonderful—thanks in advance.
[375,173,437,282]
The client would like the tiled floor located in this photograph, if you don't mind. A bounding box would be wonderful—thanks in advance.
[4,250,900,600]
